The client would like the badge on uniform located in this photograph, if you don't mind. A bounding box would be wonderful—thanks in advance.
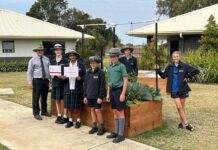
[179,70,184,72]
[93,76,99,79]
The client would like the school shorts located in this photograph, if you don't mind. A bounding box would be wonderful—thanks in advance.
[171,92,189,99]
[109,87,126,111]
[88,99,101,109]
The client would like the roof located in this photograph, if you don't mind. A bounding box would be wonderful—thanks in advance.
[127,4,218,37]
[0,9,94,39]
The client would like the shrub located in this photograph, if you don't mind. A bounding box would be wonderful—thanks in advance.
[0,61,28,72]
[183,49,218,83]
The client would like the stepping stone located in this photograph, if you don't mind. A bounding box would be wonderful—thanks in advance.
[0,88,14,95]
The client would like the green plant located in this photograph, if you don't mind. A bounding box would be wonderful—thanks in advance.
[126,82,162,106]
[0,61,28,72]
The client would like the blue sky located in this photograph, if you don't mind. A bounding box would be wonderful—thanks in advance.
[0,0,165,45]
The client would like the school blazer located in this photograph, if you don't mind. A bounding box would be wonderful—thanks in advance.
[157,62,200,94]
[83,67,106,99]
[119,56,138,75]
[63,60,86,94]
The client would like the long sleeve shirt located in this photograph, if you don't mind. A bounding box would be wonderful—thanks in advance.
[27,55,50,84]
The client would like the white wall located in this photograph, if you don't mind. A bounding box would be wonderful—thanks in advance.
[0,39,76,58]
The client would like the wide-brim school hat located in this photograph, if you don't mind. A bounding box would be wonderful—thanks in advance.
[65,49,80,59]
[108,48,121,57]
[51,43,65,50]
[89,56,101,63]
[120,47,134,53]
[33,46,46,52]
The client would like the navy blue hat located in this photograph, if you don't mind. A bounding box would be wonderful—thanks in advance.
[65,49,80,59]
[89,56,101,63]
[120,47,134,53]
[52,44,65,50]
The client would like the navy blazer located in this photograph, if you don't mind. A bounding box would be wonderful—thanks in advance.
[157,62,200,94]
[119,56,138,76]
[63,60,86,94]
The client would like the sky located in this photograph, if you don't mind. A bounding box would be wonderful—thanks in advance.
[0,0,165,45]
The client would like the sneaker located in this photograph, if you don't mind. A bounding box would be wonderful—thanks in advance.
[178,123,184,129]
[106,132,118,139]
[59,117,69,124]
[34,115,42,120]
[112,135,125,143]
[185,123,194,131]
[65,121,73,128]
[89,127,98,134]
[55,116,62,124]
[97,127,106,136]
[75,121,81,129]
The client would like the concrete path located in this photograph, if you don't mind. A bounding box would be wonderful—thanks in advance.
[0,99,159,150]
[0,88,14,95]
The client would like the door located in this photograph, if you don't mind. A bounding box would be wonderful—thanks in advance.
[170,40,179,55]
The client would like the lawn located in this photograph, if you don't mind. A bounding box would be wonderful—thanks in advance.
[0,72,218,150]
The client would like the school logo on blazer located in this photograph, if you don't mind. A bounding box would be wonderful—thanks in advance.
[179,69,184,72]
[93,76,99,79]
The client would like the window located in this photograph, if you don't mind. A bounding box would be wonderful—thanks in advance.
[2,41,15,53]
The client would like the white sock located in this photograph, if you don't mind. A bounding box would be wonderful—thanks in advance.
[63,115,67,118]
[77,118,80,122]
[69,118,73,122]
[58,113,61,117]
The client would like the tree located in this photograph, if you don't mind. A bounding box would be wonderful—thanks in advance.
[199,15,218,52]
[156,0,218,17]
[26,0,121,58]
[26,0,68,25]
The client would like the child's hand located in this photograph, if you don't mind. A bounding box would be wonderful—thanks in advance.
[76,76,81,80]
[97,98,102,104]
[60,76,67,80]
[106,95,110,102]
[84,97,88,104]
[51,75,54,79]
[120,93,125,102]
[155,64,159,69]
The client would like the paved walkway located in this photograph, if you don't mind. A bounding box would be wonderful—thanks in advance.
[0,99,159,150]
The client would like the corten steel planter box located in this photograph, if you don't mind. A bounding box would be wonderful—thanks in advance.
[51,100,162,138]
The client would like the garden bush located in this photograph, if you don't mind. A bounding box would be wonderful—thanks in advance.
[0,61,28,72]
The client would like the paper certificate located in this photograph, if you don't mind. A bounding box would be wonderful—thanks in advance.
[49,65,62,76]
[64,67,79,78]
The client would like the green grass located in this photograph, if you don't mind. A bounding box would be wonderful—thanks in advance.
[0,144,9,150]
[0,72,218,149]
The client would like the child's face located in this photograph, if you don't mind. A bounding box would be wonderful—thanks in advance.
[69,54,77,62]
[124,50,131,57]
[90,61,98,69]
[110,55,119,64]
[172,53,181,63]
[54,49,62,56]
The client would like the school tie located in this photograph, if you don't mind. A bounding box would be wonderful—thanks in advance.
[40,56,46,79]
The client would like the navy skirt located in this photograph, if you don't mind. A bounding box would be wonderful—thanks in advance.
[51,87,64,101]
[64,91,83,109]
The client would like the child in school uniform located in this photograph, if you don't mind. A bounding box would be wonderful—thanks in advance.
[83,56,106,136]
[60,49,86,128]
[156,51,199,131]
[106,48,128,143]
[51,44,68,124]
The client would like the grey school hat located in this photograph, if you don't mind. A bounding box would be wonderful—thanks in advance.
[88,56,101,63]
[108,48,121,56]
[65,49,80,59]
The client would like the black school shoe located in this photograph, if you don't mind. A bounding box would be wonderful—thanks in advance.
[106,132,118,139]
[41,112,51,117]
[65,121,73,128]
[178,123,184,129]
[185,123,194,131]
[97,127,106,136]
[55,116,62,124]
[59,117,69,124]
[34,115,42,120]
[112,135,125,143]
[75,121,81,129]
[89,127,98,134]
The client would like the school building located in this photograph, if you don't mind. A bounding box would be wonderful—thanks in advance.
[0,9,93,61]
[127,4,218,55]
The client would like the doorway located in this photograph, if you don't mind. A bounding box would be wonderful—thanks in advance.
[170,40,179,55]
[42,41,65,60]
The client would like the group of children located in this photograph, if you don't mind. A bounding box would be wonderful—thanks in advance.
[50,43,199,144]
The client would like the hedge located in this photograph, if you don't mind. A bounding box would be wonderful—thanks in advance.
[0,61,28,72]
